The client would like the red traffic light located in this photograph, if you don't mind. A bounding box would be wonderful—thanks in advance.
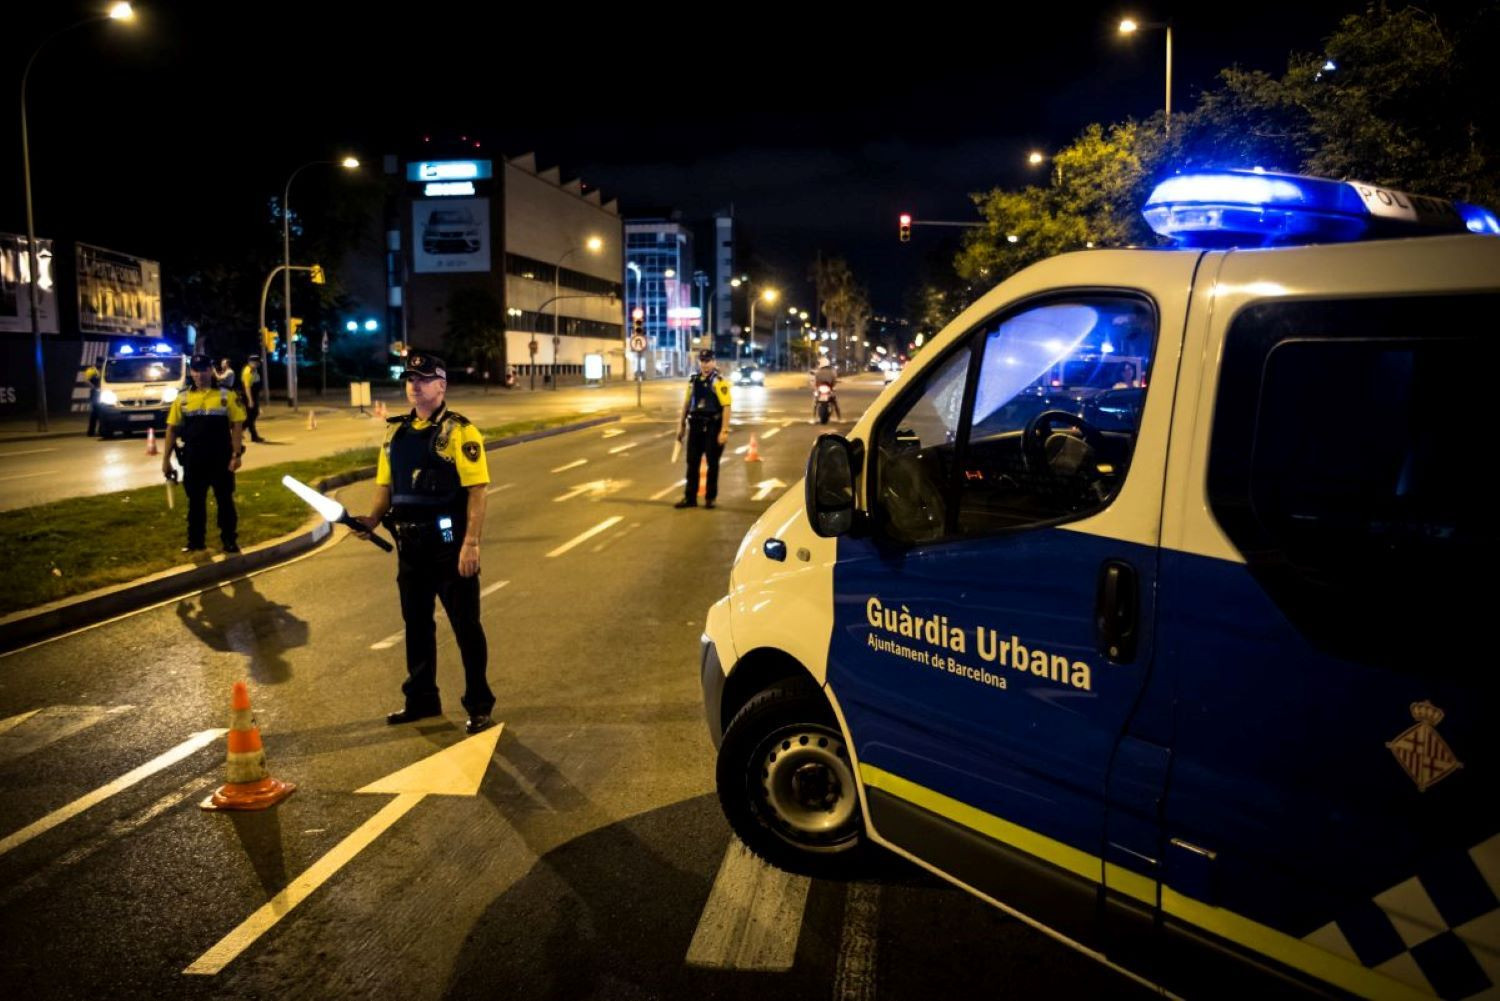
[899,213,912,226]
[632,307,645,321]
[899,213,912,242]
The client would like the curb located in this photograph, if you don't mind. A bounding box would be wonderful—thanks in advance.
[0,413,620,655]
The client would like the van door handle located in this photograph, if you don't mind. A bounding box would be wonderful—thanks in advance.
[1095,560,1139,663]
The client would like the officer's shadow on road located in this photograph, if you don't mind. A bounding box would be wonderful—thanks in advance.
[175,576,309,684]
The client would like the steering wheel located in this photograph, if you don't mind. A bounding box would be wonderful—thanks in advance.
[1022,409,1104,474]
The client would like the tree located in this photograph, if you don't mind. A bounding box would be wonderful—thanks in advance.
[443,287,505,385]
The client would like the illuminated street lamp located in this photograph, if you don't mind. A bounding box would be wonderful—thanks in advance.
[552,237,603,390]
[283,156,359,409]
[1119,16,1174,132]
[745,286,778,364]
[20,2,136,430]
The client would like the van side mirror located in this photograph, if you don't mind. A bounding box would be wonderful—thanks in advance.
[806,434,861,537]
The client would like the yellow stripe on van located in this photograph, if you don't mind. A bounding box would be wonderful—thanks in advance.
[860,763,1428,1000]
[859,763,1100,884]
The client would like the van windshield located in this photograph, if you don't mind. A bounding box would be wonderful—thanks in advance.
[105,358,182,383]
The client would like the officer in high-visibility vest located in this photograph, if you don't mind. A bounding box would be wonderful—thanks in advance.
[354,351,496,735]
[675,348,732,509]
[83,356,104,436]
[240,354,266,443]
[163,354,246,554]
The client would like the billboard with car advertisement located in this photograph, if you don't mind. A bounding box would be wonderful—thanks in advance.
[412,198,491,273]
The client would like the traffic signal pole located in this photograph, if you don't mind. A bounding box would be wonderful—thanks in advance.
[258,264,324,396]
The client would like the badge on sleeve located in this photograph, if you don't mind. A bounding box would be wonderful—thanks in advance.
[462,441,481,462]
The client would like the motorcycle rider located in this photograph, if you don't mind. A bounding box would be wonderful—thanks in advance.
[811,361,842,422]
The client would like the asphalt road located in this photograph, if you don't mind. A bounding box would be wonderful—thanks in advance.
[0,378,1153,1001]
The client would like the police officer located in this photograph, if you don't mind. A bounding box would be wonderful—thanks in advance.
[240,354,266,443]
[84,356,104,436]
[676,348,732,509]
[356,351,496,734]
[162,354,245,554]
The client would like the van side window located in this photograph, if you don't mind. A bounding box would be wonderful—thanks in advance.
[958,297,1156,534]
[1208,294,1499,669]
[875,346,972,544]
[873,295,1157,544]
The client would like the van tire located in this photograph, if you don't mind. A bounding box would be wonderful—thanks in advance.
[716,681,869,877]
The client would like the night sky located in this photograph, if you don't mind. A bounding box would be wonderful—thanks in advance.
[4,1,1399,316]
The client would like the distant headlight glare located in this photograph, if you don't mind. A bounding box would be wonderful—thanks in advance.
[99,390,118,405]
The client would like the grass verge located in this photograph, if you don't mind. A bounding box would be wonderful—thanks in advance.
[0,412,599,616]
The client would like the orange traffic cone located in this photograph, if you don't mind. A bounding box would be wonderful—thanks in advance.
[306,408,317,430]
[744,433,761,462]
[145,426,159,456]
[200,680,296,811]
[697,456,709,498]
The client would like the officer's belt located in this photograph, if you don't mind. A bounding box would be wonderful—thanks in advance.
[183,408,230,416]
[687,410,722,420]
[390,493,462,507]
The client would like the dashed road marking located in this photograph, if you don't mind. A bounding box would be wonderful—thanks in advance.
[546,516,623,558]
[485,482,514,496]
[650,480,687,501]
[607,441,639,454]
[0,705,133,767]
[602,428,626,438]
[370,580,507,649]
[685,839,811,971]
[833,882,881,1001]
[761,427,781,439]
[0,470,50,483]
[550,459,588,473]
[479,579,510,599]
[0,728,226,858]
[589,521,641,552]
[0,448,58,458]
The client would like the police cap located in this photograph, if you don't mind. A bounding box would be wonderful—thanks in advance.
[190,353,214,370]
[402,351,448,380]
[698,349,715,361]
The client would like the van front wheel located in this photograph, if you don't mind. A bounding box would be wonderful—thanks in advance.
[716,682,867,875]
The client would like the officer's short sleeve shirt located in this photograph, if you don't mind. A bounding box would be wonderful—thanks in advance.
[166,388,247,427]
[375,416,488,488]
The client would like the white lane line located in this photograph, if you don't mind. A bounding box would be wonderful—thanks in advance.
[733,444,750,454]
[761,427,782,440]
[0,705,133,767]
[832,882,881,1001]
[602,428,626,438]
[650,480,687,501]
[185,791,426,976]
[371,581,507,648]
[653,429,676,439]
[551,459,588,473]
[0,470,49,483]
[0,448,58,458]
[0,709,41,737]
[546,516,623,558]
[781,420,796,428]
[607,441,639,454]
[485,482,514,496]
[0,728,226,858]
[686,839,811,970]
[589,521,641,553]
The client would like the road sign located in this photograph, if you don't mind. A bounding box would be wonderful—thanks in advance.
[630,334,647,352]
[528,339,538,356]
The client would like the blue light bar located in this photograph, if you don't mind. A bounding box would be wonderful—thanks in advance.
[153,342,173,354]
[1143,169,1488,248]
[116,344,135,355]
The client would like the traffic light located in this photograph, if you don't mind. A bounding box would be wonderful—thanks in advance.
[289,317,303,342]
[631,307,644,339]
[899,213,912,242]
[262,327,279,354]
[309,264,326,285]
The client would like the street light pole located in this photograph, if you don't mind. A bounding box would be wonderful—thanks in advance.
[551,238,602,390]
[1119,17,1173,133]
[282,157,358,410]
[20,4,135,431]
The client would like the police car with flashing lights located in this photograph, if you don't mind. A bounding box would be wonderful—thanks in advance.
[95,342,187,438]
[699,170,1500,1001]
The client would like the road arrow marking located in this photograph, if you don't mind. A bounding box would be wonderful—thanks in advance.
[184,724,504,976]
[751,478,787,501]
[0,728,225,858]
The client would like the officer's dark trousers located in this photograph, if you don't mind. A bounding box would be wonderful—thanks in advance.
[684,416,725,503]
[184,466,237,548]
[244,405,261,440]
[396,548,494,716]
[87,391,100,436]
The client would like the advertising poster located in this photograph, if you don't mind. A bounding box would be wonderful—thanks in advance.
[412,198,491,273]
[0,233,60,334]
[76,243,162,337]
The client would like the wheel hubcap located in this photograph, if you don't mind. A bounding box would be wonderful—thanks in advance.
[758,727,856,840]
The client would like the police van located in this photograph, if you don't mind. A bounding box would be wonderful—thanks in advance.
[699,170,1500,1000]
[95,342,187,438]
